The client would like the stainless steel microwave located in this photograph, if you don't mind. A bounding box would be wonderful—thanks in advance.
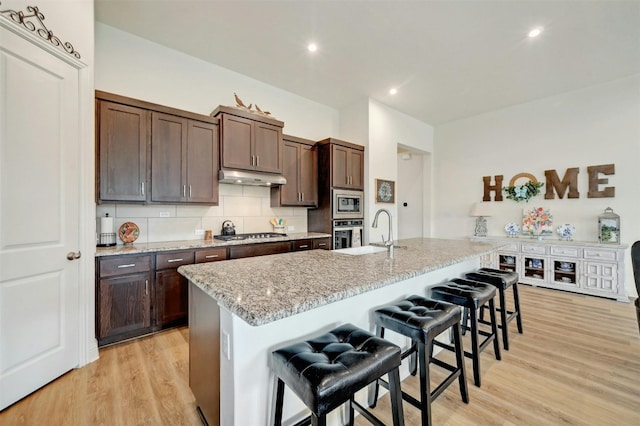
[333,189,364,219]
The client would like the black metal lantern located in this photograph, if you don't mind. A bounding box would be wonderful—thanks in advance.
[598,207,620,244]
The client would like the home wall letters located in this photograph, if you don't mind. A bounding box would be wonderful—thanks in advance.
[482,163,615,202]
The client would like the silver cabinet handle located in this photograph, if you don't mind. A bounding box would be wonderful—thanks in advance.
[141,182,145,196]
[183,185,186,197]
[145,280,148,296]
[117,263,136,268]
[251,155,255,166]
[205,254,219,259]
[256,155,259,166]
[299,245,309,249]
[189,185,192,198]
[66,251,81,260]
[167,258,184,263]
[301,192,304,201]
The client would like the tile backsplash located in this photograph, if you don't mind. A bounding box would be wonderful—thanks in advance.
[96,184,309,245]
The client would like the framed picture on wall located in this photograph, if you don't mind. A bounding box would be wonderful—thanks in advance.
[375,179,395,203]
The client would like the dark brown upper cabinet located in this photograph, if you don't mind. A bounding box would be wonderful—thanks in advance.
[151,113,219,204]
[212,106,284,174]
[271,135,317,207]
[96,91,219,205]
[97,100,149,202]
[317,138,364,190]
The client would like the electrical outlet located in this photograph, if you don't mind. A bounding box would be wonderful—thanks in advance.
[288,225,295,231]
[222,330,231,360]
[159,211,170,218]
[195,229,205,236]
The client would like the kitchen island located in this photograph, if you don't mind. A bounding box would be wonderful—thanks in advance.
[178,238,504,426]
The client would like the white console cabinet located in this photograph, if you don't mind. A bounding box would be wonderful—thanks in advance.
[472,237,628,302]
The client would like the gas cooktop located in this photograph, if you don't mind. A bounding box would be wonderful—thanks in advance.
[214,232,287,241]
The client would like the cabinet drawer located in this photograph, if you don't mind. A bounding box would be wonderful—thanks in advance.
[99,255,152,277]
[292,239,313,251]
[156,251,195,270]
[496,242,518,252]
[550,246,580,258]
[583,249,616,261]
[521,244,547,255]
[195,247,228,263]
[313,238,331,250]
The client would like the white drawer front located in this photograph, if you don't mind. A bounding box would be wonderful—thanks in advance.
[583,249,616,261]
[498,242,519,252]
[550,246,580,258]
[521,244,547,255]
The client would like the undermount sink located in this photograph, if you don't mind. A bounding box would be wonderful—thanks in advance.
[334,245,388,255]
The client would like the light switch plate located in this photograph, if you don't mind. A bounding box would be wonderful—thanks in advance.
[288,226,295,231]
[195,229,205,236]
[222,330,231,360]
[159,211,170,218]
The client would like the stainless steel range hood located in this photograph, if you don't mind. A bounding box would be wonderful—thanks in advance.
[218,169,287,186]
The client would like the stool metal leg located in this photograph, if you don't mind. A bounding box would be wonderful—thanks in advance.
[387,367,405,426]
[469,308,481,387]
[497,287,510,350]
[489,298,501,361]
[452,322,469,404]
[417,341,432,426]
[513,283,523,334]
[274,378,285,426]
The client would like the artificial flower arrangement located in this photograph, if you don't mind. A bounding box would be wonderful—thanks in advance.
[522,207,553,237]
[503,180,544,202]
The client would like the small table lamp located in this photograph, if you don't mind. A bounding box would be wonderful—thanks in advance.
[470,202,492,237]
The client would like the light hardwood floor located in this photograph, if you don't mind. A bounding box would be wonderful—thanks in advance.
[1,285,639,425]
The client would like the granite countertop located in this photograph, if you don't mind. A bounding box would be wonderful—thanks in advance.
[95,232,331,257]
[178,238,504,326]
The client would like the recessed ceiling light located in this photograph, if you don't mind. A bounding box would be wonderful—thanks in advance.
[389,88,398,95]
[307,43,318,52]
[528,27,544,38]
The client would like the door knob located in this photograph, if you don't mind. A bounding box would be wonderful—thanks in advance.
[66,251,81,260]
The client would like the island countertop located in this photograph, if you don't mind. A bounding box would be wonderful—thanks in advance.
[178,237,503,326]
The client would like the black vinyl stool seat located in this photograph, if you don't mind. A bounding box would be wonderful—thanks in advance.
[465,268,523,351]
[370,295,468,426]
[271,323,404,426]
[429,278,501,387]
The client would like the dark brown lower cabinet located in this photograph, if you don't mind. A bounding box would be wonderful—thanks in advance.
[98,271,153,346]
[155,269,189,329]
[228,241,291,259]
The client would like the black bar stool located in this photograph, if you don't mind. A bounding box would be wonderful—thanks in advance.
[430,278,501,387]
[465,268,523,351]
[271,323,404,426]
[370,295,468,426]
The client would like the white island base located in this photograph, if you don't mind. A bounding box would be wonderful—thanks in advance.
[188,257,481,426]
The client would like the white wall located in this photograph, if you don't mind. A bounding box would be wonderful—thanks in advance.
[95,23,341,242]
[367,100,434,244]
[434,74,640,296]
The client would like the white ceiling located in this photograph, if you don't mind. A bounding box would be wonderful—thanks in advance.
[95,0,640,125]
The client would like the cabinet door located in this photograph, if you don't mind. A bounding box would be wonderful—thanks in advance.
[280,141,301,205]
[98,272,152,345]
[332,144,350,188]
[292,239,312,251]
[151,112,187,202]
[348,148,364,190]
[156,269,189,328]
[98,101,148,202]
[187,120,219,203]
[220,114,253,171]
[253,121,282,173]
[583,262,617,293]
[299,144,318,206]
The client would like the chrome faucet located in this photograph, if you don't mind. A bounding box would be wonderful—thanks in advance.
[372,208,394,258]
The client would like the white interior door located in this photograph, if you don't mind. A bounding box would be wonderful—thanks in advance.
[0,24,81,410]
[397,152,424,239]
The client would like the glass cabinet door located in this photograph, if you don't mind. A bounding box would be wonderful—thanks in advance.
[553,260,578,286]
[523,256,545,280]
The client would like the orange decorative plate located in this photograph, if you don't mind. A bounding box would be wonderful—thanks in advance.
[118,221,140,244]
